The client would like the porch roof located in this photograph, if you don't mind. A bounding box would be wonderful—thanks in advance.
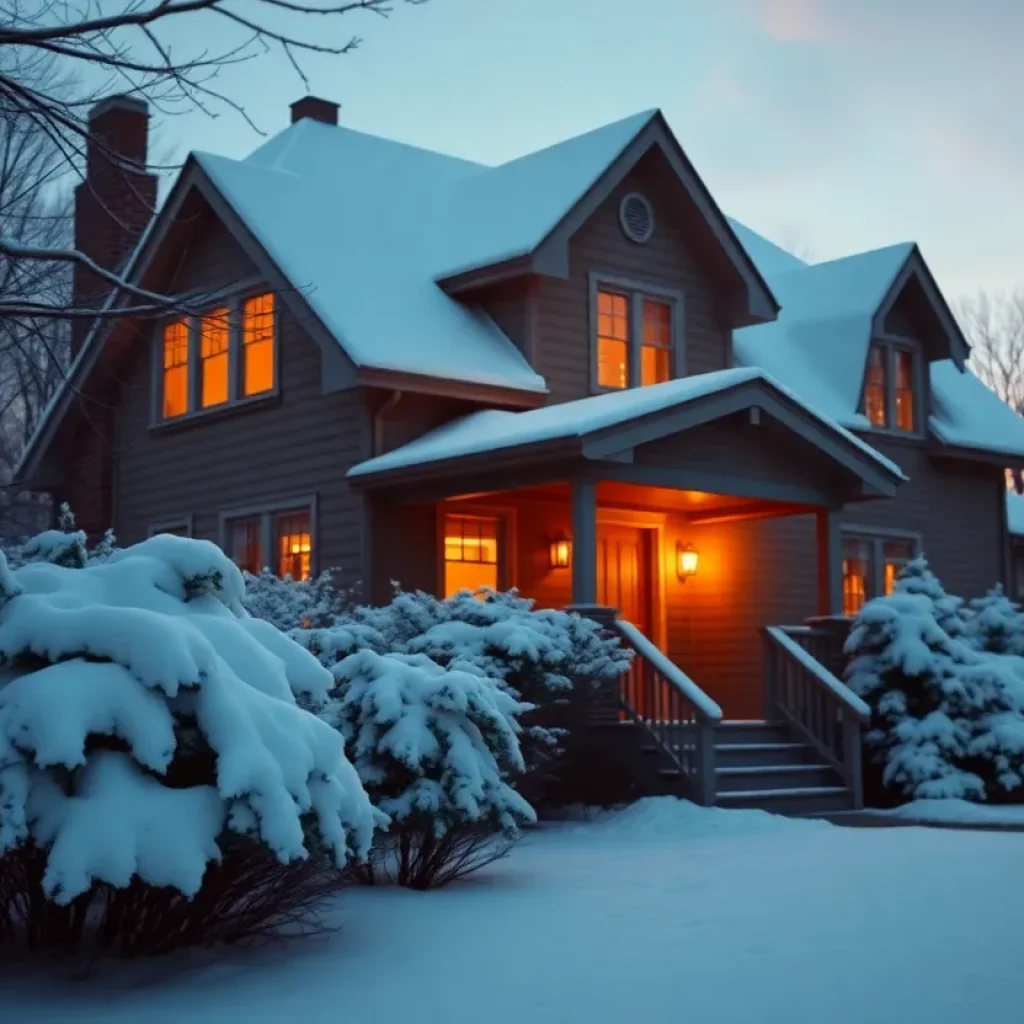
[349,367,905,491]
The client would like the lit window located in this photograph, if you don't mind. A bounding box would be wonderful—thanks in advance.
[444,514,499,597]
[842,532,919,614]
[864,344,887,428]
[243,293,275,397]
[842,538,870,617]
[641,299,672,386]
[200,307,230,408]
[596,291,629,390]
[894,349,915,432]
[231,516,263,575]
[277,511,311,581]
[162,320,190,419]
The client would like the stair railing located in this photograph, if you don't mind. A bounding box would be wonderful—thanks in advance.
[610,618,722,806]
[762,625,869,809]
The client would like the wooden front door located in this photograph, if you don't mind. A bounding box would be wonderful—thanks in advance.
[597,524,653,637]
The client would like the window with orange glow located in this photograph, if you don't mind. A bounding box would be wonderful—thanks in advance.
[230,517,263,575]
[200,307,230,408]
[596,291,629,390]
[641,299,672,386]
[864,344,887,427]
[277,511,312,581]
[162,320,190,419]
[883,539,914,594]
[243,293,275,397]
[444,514,499,597]
[894,349,915,432]
[842,537,870,617]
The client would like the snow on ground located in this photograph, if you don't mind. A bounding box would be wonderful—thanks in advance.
[5,798,1023,1024]
[883,797,1024,827]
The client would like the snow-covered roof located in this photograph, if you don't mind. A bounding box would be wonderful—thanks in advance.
[349,366,903,481]
[730,226,1024,459]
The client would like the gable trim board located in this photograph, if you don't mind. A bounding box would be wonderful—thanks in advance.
[439,113,779,328]
[348,369,905,503]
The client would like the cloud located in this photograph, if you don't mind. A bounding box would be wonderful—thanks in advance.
[753,0,841,42]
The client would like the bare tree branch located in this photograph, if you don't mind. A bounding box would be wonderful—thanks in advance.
[959,288,1024,415]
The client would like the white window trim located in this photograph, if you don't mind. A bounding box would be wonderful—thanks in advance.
[219,494,318,578]
[840,524,922,600]
[150,286,281,428]
[860,336,925,439]
[587,272,685,394]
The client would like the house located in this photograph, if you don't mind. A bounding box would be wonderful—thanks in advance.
[17,95,1024,815]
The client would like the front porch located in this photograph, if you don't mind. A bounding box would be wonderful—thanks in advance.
[350,370,902,811]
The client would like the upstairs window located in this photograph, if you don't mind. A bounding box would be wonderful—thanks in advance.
[158,291,276,422]
[444,514,500,597]
[862,341,918,434]
[162,320,190,419]
[592,279,680,392]
[842,531,918,616]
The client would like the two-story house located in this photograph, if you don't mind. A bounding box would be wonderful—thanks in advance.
[18,95,1024,815]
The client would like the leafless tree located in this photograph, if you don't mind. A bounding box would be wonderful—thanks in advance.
[0,0,425,321]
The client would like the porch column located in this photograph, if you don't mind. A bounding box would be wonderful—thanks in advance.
[815,508,843,616]
[571,477,598,606]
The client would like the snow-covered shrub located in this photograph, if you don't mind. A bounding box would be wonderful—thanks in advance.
[3,504,117,570]
[846,588,1024,805]
[893,555,967,637]
[297,588,631,806]
[242,567,353,632]
[322,648,536,889]
[963,585,1024,656]
[0,532,376,954]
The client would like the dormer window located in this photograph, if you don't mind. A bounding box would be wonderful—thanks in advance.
[591,275,682,392]
[862,341,918,434]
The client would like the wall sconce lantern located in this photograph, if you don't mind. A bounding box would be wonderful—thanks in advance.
[676,542,699,581]
[550,533,572,569]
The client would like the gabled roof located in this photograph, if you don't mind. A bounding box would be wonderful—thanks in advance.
[730,225,1024,460]
[349,366,904,488]
[1008,491,1024,538]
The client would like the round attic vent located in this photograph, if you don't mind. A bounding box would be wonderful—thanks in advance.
[619,192,654,244]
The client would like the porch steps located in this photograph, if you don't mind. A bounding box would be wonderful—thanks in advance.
[644,720,854,816]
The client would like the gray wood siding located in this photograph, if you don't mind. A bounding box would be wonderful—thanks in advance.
[476,279,535,362]
[112,210,370,590]
[535,147,734,405]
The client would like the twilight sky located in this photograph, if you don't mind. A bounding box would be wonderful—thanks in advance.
[153,0,1024,299]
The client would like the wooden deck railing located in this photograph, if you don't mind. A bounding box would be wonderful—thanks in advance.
[611,618,722,806]
[762,625,869,808]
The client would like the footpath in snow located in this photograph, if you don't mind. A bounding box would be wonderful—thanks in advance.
[5,798,1023,1024]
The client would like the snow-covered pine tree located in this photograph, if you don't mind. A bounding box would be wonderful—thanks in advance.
[242,566,351,631]
[323,648,536,888]
[0,532,376,946]
[892,555,967,638]
[845,591,985,801]
[963,584,1024,656]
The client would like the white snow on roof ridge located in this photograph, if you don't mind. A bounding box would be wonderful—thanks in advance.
[1007,491,1024,537]
[725,218,808,278]
[349,366,903,480]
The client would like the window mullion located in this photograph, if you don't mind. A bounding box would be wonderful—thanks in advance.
[885,343,897,431]
[228,296,241,403]
[628,291,643,388]
[871,537,885,598]
[187,317,200,415]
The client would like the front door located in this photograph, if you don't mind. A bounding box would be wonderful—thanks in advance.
[597,524,653,638]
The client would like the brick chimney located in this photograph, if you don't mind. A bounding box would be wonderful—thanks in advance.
[71,94,158,357]
[289,96,340,126]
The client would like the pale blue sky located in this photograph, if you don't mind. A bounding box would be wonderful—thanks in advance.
[153,0,1024,298]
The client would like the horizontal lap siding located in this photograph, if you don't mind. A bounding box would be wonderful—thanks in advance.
[537,147,733,405]
[113,212,369,590]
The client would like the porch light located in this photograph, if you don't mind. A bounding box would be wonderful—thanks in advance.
[549,534,572,569]
[676,542,699,581]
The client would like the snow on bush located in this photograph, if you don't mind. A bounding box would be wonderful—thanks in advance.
[846,585,1024,804]
[0,533,376,907]
[963,585,1024,656]
[892,555,967,637]
[322,647,535,888]
[242,567,352,632]
[297,588,631,804]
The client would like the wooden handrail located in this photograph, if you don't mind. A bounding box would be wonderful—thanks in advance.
[764,627,869,722]
[612,619,723,724]
[762,625,866,809]
[610,618,719,806]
